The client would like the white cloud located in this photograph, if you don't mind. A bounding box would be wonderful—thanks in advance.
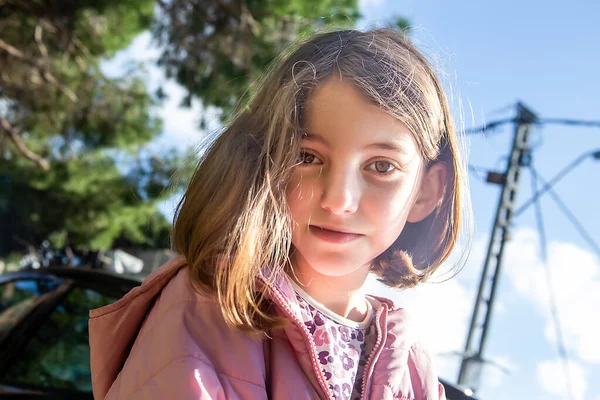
[502,228,600,364]
[537,359,588,400]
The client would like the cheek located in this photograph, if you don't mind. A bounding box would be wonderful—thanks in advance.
[367,182,415,220]
[286,173,303,209]
[286,171,314,218]
[364,182,418,245]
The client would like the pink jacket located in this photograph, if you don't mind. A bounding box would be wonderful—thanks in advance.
[89,256,446,400]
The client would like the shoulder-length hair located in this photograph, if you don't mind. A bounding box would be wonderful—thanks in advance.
[172,28,468,336]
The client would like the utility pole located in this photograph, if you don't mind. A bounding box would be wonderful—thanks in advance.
[457,102,538,392]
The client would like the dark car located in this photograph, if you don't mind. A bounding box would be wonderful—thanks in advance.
[0,267,141,399]
[0,266,478,399]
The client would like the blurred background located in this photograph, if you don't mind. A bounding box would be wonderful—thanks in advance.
[0,1,598,399]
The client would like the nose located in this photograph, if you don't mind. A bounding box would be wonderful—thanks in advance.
[319,165,360,215]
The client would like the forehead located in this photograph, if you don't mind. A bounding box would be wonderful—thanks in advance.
[302,78,417,152]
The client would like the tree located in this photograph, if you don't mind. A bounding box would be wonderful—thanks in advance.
[153,0,361,125]
[0,0,175,258]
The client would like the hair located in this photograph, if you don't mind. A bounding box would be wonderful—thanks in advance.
[172,28,468,337]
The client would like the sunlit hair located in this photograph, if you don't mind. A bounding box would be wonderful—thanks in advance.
[172,28,469,336]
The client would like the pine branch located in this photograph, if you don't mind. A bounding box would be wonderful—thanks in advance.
[34,23,48,58]
[0,118,50,171]
[0,38,78,102]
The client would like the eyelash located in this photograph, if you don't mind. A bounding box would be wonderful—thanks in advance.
[297,150,399,176]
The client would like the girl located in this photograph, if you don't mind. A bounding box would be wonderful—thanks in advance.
[89,28,467,400]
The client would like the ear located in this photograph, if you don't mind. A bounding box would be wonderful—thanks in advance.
[407,162,448,223]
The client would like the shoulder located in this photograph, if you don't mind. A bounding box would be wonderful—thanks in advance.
[371,312,443,398]
[154,266,219,311]
[377,307,445,399]
[381,305,419,350]
[138,267,263,366]
[383,307,435,367]
[110,266,267,398]
[405,341,445,399]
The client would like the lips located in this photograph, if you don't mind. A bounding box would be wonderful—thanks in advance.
[309,225,363,244]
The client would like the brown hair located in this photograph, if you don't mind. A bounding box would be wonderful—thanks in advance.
[172,28,468,336]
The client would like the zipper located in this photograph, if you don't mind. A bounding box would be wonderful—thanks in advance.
[266,283,333,399]
[359,303,387,400]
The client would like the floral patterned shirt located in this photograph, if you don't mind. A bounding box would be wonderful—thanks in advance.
[289,280,377,400]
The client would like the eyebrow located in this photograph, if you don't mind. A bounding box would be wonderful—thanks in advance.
[302,132,409,154]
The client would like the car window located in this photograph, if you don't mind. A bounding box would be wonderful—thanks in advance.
[0,279,58,337]
[3,286,116,392]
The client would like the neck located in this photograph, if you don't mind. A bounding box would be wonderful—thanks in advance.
[289,255,371,322]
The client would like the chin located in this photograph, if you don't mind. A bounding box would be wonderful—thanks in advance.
[296,253,371,278]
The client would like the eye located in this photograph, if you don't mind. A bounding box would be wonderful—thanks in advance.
[298,150,322,165]
[366,160,397,175]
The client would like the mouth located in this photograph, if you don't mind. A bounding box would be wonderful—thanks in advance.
[308,225,363,244]
[312,225,359,235]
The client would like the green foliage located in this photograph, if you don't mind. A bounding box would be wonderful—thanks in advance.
[0,0,174,256]
[0,149,175,253]
[393,16,411,32]
[153,0,361,124]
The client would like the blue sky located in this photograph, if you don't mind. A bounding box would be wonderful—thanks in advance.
[102,1,599,398]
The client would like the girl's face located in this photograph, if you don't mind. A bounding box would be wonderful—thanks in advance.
[286,78,444,286]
